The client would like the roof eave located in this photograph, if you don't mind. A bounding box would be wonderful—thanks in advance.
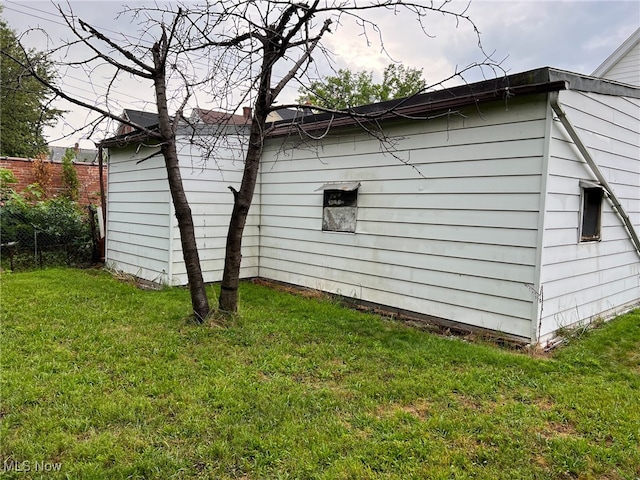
[266,65,640,138]
[267,78,568,138]
[98,129,157,148]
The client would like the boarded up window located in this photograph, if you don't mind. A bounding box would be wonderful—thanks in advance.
[318,182,359,233]
[580,186,603,242]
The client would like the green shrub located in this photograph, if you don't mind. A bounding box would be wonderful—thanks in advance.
[61,148,80,201]
[0,190,93,268]
[0,167,17,201]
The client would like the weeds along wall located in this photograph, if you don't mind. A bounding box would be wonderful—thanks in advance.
[0,157,105,207]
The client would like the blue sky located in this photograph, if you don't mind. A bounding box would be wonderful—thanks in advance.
[3,0,639,147]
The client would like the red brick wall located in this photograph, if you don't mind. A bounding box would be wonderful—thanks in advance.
[0,157,106,207]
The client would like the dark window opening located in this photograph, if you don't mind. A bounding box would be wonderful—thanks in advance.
[581,187,603,242]
[324,189,357,208]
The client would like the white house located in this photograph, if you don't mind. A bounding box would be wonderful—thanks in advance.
[102,67,639,345]
[592,28,640,86]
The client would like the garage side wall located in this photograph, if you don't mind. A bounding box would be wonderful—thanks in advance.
[106,145,172,282]
[168,137,260,284]
[259,96,549,340]
[106,135,260,285]
[540,90,640,339]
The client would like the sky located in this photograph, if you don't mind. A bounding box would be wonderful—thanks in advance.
[2,0,639,148]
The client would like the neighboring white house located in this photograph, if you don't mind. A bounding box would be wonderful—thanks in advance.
[102,67,639,345]
[592,28,640,86]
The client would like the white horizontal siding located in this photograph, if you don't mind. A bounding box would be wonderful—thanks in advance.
[167,139,260,284]
[261,226,538,266]
[263,192,542,211]
[106,146,171,283]
[260,96,549,339]
[106,135,259,286]
[603,40,640,86]
[259,242,534,298]
[170,251,260,285]
[539,90,640,339]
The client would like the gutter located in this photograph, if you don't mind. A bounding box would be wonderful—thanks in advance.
[549,91,640,258]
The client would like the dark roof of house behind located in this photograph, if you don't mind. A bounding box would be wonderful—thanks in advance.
[100,107,250,148]
[271,107,313,121]
[267,67,640,137]
[123,109,160,129]
[191,108,249,125]
[49,145,98,163]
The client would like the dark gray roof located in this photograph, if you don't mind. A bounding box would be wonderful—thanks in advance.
[100,108,250,148]
[271,107,313,121]
[267,67,640,137]
[123,109,159,129]
[191,108,249,125]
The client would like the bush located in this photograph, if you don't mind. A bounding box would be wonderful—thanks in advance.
[31,157,52,198]
[0,190,94,269]
[61,148,80,201]
[0,167,17,201]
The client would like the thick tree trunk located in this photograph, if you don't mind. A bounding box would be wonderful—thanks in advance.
[162,139,211,321]
[218,117,265,313]
[219,51,274,313]
[153,64,210,321]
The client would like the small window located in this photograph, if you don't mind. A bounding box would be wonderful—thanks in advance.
[317,182,360,233]
[580,185,603,242]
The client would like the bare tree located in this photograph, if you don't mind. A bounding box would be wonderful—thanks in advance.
[1,5,214,321]
[1,1,499,317]
[180,1,499,313]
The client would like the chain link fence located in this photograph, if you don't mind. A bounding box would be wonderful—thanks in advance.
[0,199,99,271]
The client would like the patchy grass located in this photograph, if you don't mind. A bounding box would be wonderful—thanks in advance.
[1,268,639,479]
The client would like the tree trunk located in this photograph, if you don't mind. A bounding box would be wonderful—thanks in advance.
[153,63,210,321]
[162,139,211,321]
[218,117,265,313]
[219,51,274,313]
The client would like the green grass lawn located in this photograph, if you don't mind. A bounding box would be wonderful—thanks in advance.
[1,268,639,479]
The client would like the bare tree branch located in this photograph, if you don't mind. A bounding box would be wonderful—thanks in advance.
[2,0,504,318]
[271,18,332,100]
[0,48,162,140]
[54,4,155,79]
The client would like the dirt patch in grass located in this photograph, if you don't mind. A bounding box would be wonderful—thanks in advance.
[537,419,579,441]
[251,278,326,299]
[375,399,434,420]
[453,394,489,412]
[534,396,556,411]
[625,349,640,373]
